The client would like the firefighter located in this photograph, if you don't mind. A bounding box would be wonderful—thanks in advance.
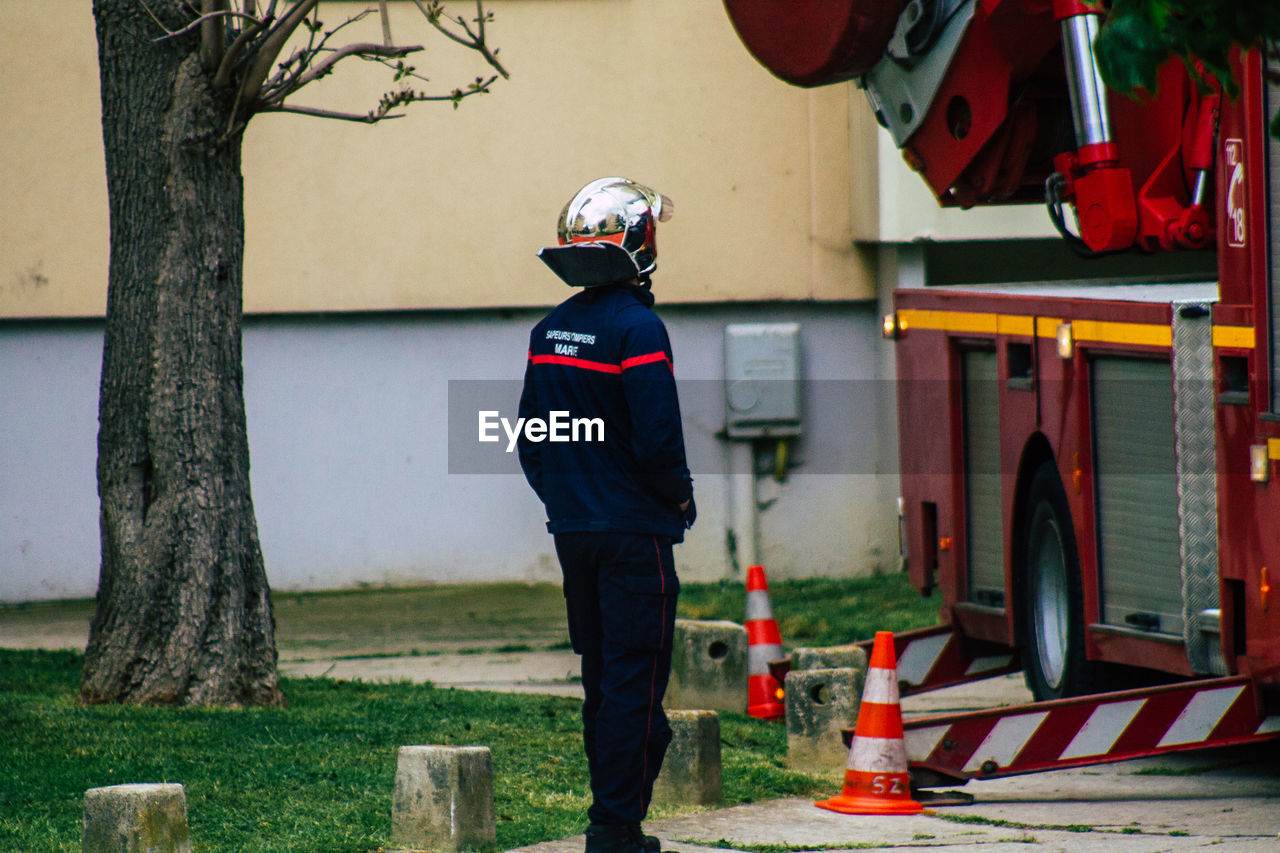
[517,177,696,853]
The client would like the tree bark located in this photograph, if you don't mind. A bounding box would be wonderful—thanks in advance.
[83,0,283,706]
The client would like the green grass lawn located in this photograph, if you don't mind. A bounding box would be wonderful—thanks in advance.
[678,573,941,648]
[0,574,940,852]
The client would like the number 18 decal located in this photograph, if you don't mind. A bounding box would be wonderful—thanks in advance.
[1225,139,1246,248]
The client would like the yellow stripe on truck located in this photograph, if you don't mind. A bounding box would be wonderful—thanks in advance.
[996,315,1035,336]
[1070,319,1171,348]
[900,309,1169,348]
[1036,317,1064,338]
[900,309,1256,352]
[898,309,997,335]
[1213,326,1254,349]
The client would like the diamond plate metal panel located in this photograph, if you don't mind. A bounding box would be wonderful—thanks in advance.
[1267,71,1280,412]
[1172,301,1225,676]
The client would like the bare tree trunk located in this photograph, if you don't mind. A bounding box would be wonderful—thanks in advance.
[83,0,283,706]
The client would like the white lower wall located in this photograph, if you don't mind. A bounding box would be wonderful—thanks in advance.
[0,300,900,601]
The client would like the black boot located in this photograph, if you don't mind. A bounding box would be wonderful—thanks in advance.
[584,822,662,853]
[584,823,646,853]
[628,824,661,852]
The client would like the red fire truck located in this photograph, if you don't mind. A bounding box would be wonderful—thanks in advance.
[725,0,1280,785]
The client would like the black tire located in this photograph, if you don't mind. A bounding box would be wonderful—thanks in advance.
[1020,460,1101,701]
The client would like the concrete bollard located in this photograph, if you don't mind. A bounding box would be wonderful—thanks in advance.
[391,745,495,853]
[652,710,722,806]
[666,620,748,714]
[82,783,192,853]
[790,644,869,673]
[785,667,865,774]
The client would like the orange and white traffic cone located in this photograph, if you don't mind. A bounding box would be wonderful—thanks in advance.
[745,564,786,720]
[815,630,923,815]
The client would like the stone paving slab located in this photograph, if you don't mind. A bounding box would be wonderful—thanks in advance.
[280,649,584,696]
[508,787,1280,853]
[505,734,1280,853]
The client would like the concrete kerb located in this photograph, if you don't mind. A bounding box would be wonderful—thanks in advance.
[665,620,747,714]
[391,745,496,853]
[653,710,723,807]
[82,783,192,853]
[79,747,500,853]
[790,643,869,673]
[784,666,865,774]
[782,644,869,775]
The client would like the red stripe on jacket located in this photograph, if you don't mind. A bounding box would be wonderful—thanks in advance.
[621,351,673,372]
[528,350,673,374]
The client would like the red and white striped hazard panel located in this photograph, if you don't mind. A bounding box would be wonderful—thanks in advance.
[904,675,1280,781]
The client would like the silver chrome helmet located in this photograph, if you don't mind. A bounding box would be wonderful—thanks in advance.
[556,177,673,276]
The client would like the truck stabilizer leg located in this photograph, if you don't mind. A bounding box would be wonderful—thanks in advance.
[892,675,1280,786]
[854,624,1021,697]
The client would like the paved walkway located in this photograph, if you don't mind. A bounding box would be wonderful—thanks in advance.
[510,772,1280,853]
[280,649,584,697]
[498,672,1280,853]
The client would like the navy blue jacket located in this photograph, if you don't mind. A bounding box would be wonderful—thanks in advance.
[517,283,694,541]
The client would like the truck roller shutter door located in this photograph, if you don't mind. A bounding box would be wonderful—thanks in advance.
[1092,357,1183,636]
[962,348,1005,605]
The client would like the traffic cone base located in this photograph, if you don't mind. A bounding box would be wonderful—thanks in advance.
[814,630,923,815]
[748,677,784,718]
[815,769,922,815]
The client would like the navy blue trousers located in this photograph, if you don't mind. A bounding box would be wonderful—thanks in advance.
[554,531,679,827]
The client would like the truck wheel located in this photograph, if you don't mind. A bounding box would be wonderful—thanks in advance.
[1021,461,1096,701]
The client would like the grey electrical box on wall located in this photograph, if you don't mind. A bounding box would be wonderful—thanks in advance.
[723,323,802,438]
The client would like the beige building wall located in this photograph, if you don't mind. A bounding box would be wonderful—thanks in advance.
[241,1,879,311]
[0,2,110,319]
[1,0,867,318]
[2,0,1063,321]
[3,2,1066,599]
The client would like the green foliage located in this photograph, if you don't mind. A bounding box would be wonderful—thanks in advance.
[1096,0,1280,134]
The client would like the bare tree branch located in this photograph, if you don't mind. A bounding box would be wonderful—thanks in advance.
[378,0,393,47]
[474,0,488,48]
[213,13,273,90]
[240,0,322,106]
[198,0,507,140]
[200,0,227,72]
[370,54,432,86]
[408,0,469,49]
[258,70,497,129]
[137,0,174,35]
[256,103,407,123]
[408,0,508,79]
[372,73,500,115]
[260,42,422,106]
[151,7,258,43]
[258,11,374,103]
